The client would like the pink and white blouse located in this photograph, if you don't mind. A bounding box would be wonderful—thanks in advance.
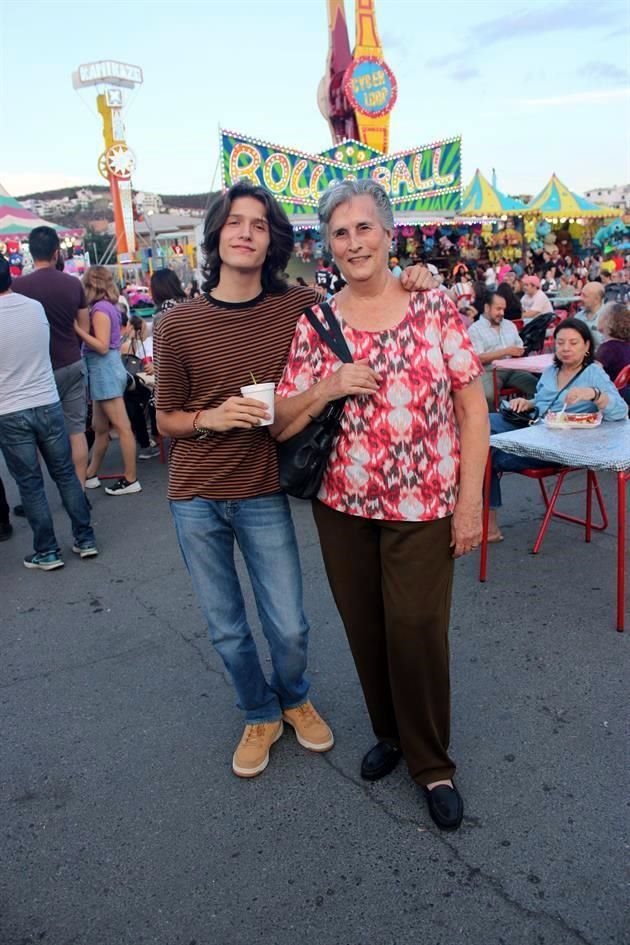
[277,290,483,522]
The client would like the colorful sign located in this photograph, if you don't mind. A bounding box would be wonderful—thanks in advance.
[221,130,462,217]
[344,56,397,119]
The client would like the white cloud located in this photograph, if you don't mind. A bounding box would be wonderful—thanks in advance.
[521,88,630,107]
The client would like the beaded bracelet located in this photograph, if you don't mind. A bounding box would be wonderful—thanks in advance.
[192,410,212,437]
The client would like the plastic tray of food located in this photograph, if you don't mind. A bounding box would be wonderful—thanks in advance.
[544,410,602,429]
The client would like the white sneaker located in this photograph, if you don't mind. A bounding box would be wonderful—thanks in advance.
[85,477,101,489]
[104,477,142,496]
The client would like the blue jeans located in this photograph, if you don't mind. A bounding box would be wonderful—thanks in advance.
[0,402,95,555]
[489,412,560,508]
[170,493,310,723]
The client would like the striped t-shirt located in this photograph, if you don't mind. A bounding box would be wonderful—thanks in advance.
[154,285,321,501]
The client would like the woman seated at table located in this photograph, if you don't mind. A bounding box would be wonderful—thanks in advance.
[596,302,630,405]
[487,318,628,541]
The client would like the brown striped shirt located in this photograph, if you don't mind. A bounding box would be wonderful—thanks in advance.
[154,286,322,501]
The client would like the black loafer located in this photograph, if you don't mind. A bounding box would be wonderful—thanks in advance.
[423,782,464,831]
[361,742,402,781]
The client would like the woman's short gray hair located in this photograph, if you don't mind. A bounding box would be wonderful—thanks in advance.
[318,179,395,250]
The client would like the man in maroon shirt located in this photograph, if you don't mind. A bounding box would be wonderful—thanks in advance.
[13,227,90,485]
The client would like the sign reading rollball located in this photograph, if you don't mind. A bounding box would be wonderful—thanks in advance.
[343,56,397,119]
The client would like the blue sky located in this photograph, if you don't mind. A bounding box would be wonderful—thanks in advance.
[1,0,629,197]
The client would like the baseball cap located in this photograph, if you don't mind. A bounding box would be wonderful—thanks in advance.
[522,275,540,288]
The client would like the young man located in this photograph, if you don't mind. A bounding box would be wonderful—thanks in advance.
[0,257,97,570]
[155,182,335,778]
[13,227,90,486]
[155,181,430,778]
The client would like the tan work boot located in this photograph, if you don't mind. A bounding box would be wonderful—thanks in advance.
[282,701,334,752]
[232,721,284,778]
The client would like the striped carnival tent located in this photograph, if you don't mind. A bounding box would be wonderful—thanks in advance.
[0,181,62,236]
[460,169,527,217]
[524,173,622,218]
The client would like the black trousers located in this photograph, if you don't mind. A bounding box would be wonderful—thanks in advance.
[124,383,152,448]
[313,501,456,785]
[0,475,9,524]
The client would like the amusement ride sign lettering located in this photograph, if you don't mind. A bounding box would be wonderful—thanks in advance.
[344,57,397,118]
[73,61,144,90]
[221,130,462,218]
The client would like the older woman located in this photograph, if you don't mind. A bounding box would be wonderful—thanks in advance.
[487,318,628,540]
[274,180,488,831]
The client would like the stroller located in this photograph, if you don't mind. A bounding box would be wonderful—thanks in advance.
[520,313,555,354]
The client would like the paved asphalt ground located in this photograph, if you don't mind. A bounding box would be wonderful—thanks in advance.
[0,449,627,945]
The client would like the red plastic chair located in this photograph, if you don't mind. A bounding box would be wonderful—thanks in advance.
[492,372,520,410]
[614,364,630,389]
[479,457,608,582]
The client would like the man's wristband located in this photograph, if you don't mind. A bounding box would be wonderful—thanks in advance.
[591,388,601,402]
[192,409,213,438]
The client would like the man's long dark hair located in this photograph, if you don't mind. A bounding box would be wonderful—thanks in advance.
[201,181,294,294]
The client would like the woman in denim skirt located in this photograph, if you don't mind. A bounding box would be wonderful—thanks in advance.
[75,266,141,496]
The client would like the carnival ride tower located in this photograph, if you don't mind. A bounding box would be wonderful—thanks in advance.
[319,0,397,154]
[72,60,143,258]
[318,0,359,143]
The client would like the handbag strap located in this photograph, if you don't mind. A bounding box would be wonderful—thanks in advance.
[544,363,588,415]
[304,302,353,364]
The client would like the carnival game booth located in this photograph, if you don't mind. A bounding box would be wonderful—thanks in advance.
[521,173,624,267]
[457,169,528,266]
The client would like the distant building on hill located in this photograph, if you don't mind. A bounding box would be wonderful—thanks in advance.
[584,184,629,211]
[134,191,164,216]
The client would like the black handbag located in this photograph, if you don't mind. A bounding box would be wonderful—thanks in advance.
[122,340,147,392]
[278,302,353,500]
[499,402,540,427]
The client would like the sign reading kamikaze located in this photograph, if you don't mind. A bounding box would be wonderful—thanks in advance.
[221,130,461,217]
[72,61,144,90]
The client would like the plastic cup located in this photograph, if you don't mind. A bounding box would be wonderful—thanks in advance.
[240,382,275,426]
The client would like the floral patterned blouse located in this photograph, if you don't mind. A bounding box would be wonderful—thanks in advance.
[277,290,482,522]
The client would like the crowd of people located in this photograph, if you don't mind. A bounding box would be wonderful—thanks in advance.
[0,226,194,565]
[0,186,628,834]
